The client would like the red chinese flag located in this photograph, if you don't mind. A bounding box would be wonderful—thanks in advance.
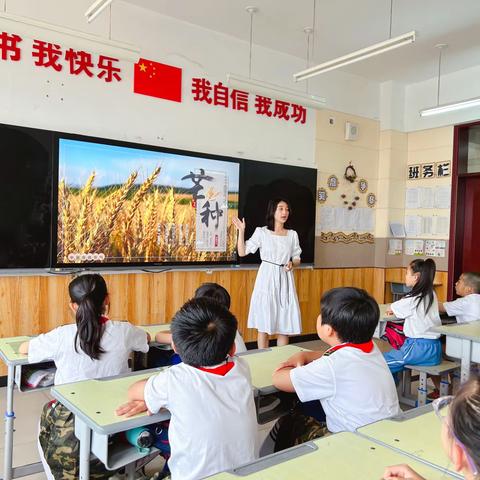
[133,58,182,102]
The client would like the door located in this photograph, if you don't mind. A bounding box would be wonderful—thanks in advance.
[461,175,480,272]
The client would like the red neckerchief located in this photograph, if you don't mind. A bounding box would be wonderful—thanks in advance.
[323,340,374,357]
[100,315,109,325]
[195,360,234,376]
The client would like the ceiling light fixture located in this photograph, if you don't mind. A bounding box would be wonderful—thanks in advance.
[85,0,113,23]
[293,0,415,81]
[226,6,326,109]
[419,44,480,117]
[420,97,480,117]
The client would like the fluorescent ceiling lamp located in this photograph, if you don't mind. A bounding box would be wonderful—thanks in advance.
[85,0,113,23]
[0,11,140,61]
[227,73,326,109]
[420,97,480,117]
[293,30,416,81]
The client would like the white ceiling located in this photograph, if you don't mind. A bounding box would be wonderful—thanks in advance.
[123,0,480,85]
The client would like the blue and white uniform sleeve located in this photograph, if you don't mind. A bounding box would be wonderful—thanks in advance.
[144,371,169,414]
[245,227,263,255]
[126,324,149,353]
[28,327,62,363]
[290,357,335,402]
[390,296,415,319]
[292,230,302,261]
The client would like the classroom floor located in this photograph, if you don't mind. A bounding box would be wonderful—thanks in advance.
[0,338,410,479]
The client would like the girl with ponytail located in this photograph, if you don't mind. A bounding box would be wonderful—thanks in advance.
[383,258,442,376]
[19,274,149,479]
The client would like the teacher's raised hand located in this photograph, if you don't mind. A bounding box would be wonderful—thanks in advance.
[232,217,246,232]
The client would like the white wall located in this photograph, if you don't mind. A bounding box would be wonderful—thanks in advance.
[0,0,381,167]
[379,81,405,132]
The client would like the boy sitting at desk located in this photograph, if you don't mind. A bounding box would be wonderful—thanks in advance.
[439,272,480,324]
[273,287,401,435]
[116,297,258,480]
[430,272,480,398]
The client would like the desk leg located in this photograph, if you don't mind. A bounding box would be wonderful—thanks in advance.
[75,418,91,480]
[461,339,472,384]
[125,463,135,480]
[3,364,15,480]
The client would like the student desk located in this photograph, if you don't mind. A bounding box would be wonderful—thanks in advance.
[138,323,171,339]
[51,368,169,480]
[238,345,308,395]
[375,305,401,339]
[357,405,461,478]
[431,320,480,382]
[0,336,47,480]
[208,431,455,479]
[0,327,167,480]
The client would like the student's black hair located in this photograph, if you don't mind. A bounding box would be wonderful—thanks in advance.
[171,297,237,367]
[320,287,379,344]
[462,272,480,294]
[265,198,291,231]
[69,274,107,360]
[194,283,231,309]
[450,375,480,474]
[405,258,436,313]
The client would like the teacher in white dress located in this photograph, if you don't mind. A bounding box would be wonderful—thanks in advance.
[233,198,302,349]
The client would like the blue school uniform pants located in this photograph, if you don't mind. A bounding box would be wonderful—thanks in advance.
[383,337,442,374]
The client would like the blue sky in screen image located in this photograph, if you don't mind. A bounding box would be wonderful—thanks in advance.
[58,139,240,192]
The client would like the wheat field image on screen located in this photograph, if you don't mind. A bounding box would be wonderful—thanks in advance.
[57,140,239,264]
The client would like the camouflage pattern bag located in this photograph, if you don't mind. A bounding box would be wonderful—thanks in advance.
[272,408,329,452]
[39,400,114,479]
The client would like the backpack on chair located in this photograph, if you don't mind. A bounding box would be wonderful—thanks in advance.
[382,321,406,350]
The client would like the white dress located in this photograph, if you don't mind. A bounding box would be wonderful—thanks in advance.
[246,226,302,335]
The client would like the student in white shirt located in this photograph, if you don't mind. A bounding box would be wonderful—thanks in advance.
[383,258,442,376]
[272,287,400,434]
[155,282,247,355]
[19,273,149,480]
[439,272,480,324]
[383,376,480,480]
[116,297,257,480]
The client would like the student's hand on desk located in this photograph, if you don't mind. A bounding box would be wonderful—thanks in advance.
[385,309,394,316]
[383,464,426,480]
[115,400,151,418]
[275,351,309,371]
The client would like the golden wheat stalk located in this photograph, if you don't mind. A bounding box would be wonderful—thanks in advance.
[96,171,138,254]
[125,167,161,230]
[141,195,157,260]
[73,172,95,253]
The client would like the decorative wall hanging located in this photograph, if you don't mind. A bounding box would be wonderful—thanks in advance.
[327,175,338,190]
[358,178,368,193]
[340,193,360,210]
[320,232,374,244]
[344,163,357,183]
[366,192,377,207]
[317,187,328,203]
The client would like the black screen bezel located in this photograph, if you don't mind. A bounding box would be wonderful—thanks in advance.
[52,131,243,269]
